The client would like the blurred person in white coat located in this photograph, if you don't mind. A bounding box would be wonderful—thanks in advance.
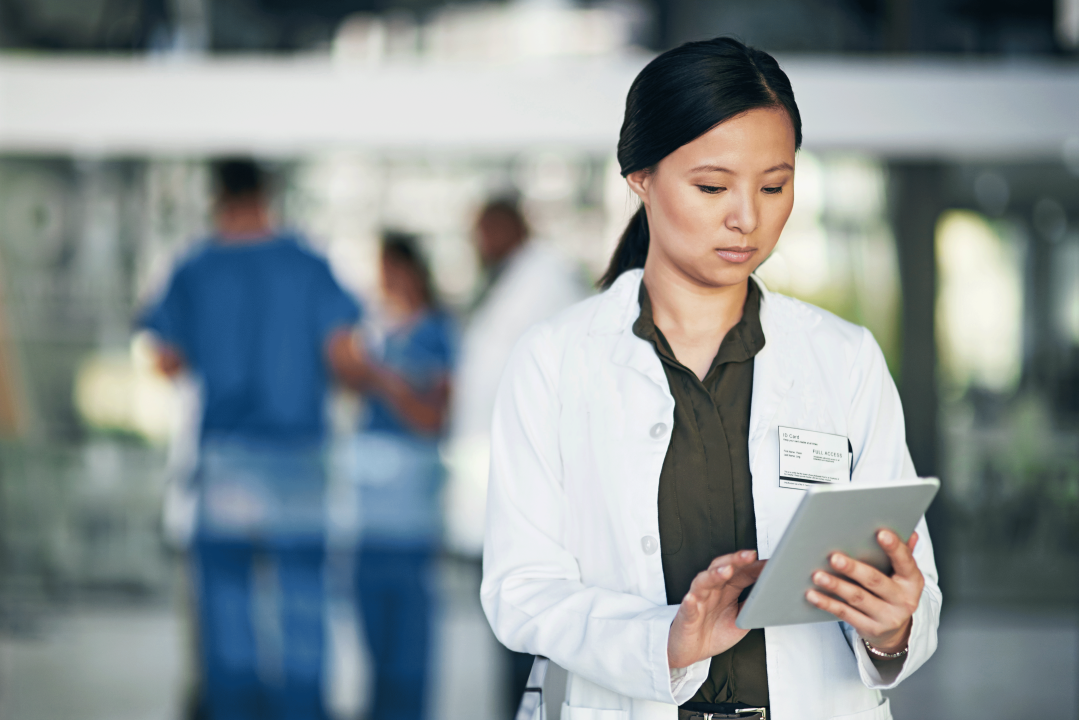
[481,38,939,720]
[444,197,589,557]
[444,196,589,712]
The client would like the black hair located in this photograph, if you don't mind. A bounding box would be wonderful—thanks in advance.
[211,158,265,201]
[478,196,529,239]
[598,37,802,289]
[381,230,437,308]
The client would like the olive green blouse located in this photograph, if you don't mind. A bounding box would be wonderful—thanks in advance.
[632,280,769,708]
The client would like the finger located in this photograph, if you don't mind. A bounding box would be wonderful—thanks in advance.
[812,570,890,619]
[828,553,901,604]
[907,531,919,552]
[726,560,766,589]
[877,529,920,579]
[689,558,763,603]
[679,592,701,623]
[707,550,757,572]
[805,589,882,636]
[690,562,735,594]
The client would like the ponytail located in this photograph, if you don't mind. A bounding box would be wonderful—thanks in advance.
[598,205,650,290]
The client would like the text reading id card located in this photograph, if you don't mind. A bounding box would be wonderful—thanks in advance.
[778,426,851,490]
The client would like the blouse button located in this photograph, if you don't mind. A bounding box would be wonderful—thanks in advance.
[649,422,667,439]
[641,535,659,555]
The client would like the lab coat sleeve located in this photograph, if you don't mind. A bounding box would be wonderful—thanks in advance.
[842,326,942,689]
[480,323,688,705]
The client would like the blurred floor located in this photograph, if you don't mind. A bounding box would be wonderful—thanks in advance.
[0,558,506,720]
[1,576,1074,720]
[884,605,1079,720]
[0,602,183,720]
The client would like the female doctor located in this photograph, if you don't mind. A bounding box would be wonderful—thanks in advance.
[480,37,940,720]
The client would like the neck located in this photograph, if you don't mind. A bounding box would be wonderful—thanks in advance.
[641,257,749,380]
[215,201,273,243]
[642,261,748,338]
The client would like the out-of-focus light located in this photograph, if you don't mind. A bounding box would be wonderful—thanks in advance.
[936,210,1023,393]
[334,2,634,64]
[515,152,578,202]
[603,155,637,260]
[1063,136,1079,177]
[974,171,1010,217]
[1054,238,1079,345]
[1058,0,1079,49]
[1033,198,1068,243]
[72,333,180,444]
[792,151,824,220]
[760,152,832,297]
[334,13,419,64]
[414,2,632,63]
[823,157,884,222]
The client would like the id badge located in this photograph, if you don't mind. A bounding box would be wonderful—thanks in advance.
[778,426,852,490]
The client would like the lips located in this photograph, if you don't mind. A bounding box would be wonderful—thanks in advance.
[715,247,757,263]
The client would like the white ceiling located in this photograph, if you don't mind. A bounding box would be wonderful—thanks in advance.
[0,53,1076,159]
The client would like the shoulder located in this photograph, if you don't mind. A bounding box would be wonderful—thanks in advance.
[508,242,584,286]
[533,291,609,346]
[759,284,879,380]
[761,284,866,345]
[275,234,332,269]
[167,239,219,283]
[501,288,617,392]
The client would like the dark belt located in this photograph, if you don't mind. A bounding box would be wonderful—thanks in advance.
[678,702,767,720]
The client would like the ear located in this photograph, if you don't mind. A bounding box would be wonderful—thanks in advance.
[625,169,652,206]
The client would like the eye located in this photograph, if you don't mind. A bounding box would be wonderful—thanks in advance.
[762,186,784,195]
[697,185,725,195]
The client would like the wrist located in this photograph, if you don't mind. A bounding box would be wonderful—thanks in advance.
[862,637,907,660]
[864,618,911,655]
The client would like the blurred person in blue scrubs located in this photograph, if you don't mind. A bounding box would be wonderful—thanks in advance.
[331,231,455,720]
[141,158,361,720]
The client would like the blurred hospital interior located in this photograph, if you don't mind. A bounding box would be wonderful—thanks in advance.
[0,1,1078,719]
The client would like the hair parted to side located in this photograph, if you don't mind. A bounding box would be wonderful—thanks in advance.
[598,37,802,290]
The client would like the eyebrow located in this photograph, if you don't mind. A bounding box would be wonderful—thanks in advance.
[690,162,794,174]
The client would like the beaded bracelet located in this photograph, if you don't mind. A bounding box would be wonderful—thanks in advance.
[862,638,908,659]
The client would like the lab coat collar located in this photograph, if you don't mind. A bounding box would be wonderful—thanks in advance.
[591,268,807,470]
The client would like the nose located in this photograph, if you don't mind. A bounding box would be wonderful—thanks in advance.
[724,190,759,235]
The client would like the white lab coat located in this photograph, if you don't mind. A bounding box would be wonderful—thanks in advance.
[481,269,940,720]
[444,241,589,555]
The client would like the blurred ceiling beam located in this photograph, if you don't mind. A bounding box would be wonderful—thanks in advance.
[0,54,1076,158]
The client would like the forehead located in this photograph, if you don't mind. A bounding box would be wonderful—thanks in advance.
[665,107,796,172]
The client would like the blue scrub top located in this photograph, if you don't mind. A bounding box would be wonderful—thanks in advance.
[354,310,456,548]
[362,310,456,438]
[141,233,361,445]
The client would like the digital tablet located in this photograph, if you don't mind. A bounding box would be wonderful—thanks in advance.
[735,477,939,629]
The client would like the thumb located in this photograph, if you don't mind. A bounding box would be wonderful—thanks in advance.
[680,593,701,624]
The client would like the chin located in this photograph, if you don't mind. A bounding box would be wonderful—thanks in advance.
[691,262,757,289]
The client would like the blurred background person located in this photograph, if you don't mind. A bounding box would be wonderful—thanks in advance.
[443,196,590,708]
[330,231,455,720]
[140,158,361,720]
[445,197,590,556]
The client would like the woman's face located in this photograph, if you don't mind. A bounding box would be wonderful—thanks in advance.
[380,255,423,316]
[628,107,796,289]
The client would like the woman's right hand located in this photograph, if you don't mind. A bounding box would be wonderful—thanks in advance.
[667,550,766,669]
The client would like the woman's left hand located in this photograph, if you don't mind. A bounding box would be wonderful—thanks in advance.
[806,529,924,655]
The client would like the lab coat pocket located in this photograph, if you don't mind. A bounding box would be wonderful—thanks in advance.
[561,704,631,720]
[828,697,891,720]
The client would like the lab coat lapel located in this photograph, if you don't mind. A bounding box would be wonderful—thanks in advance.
[603,271,670,393]
[748,277,796,470]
